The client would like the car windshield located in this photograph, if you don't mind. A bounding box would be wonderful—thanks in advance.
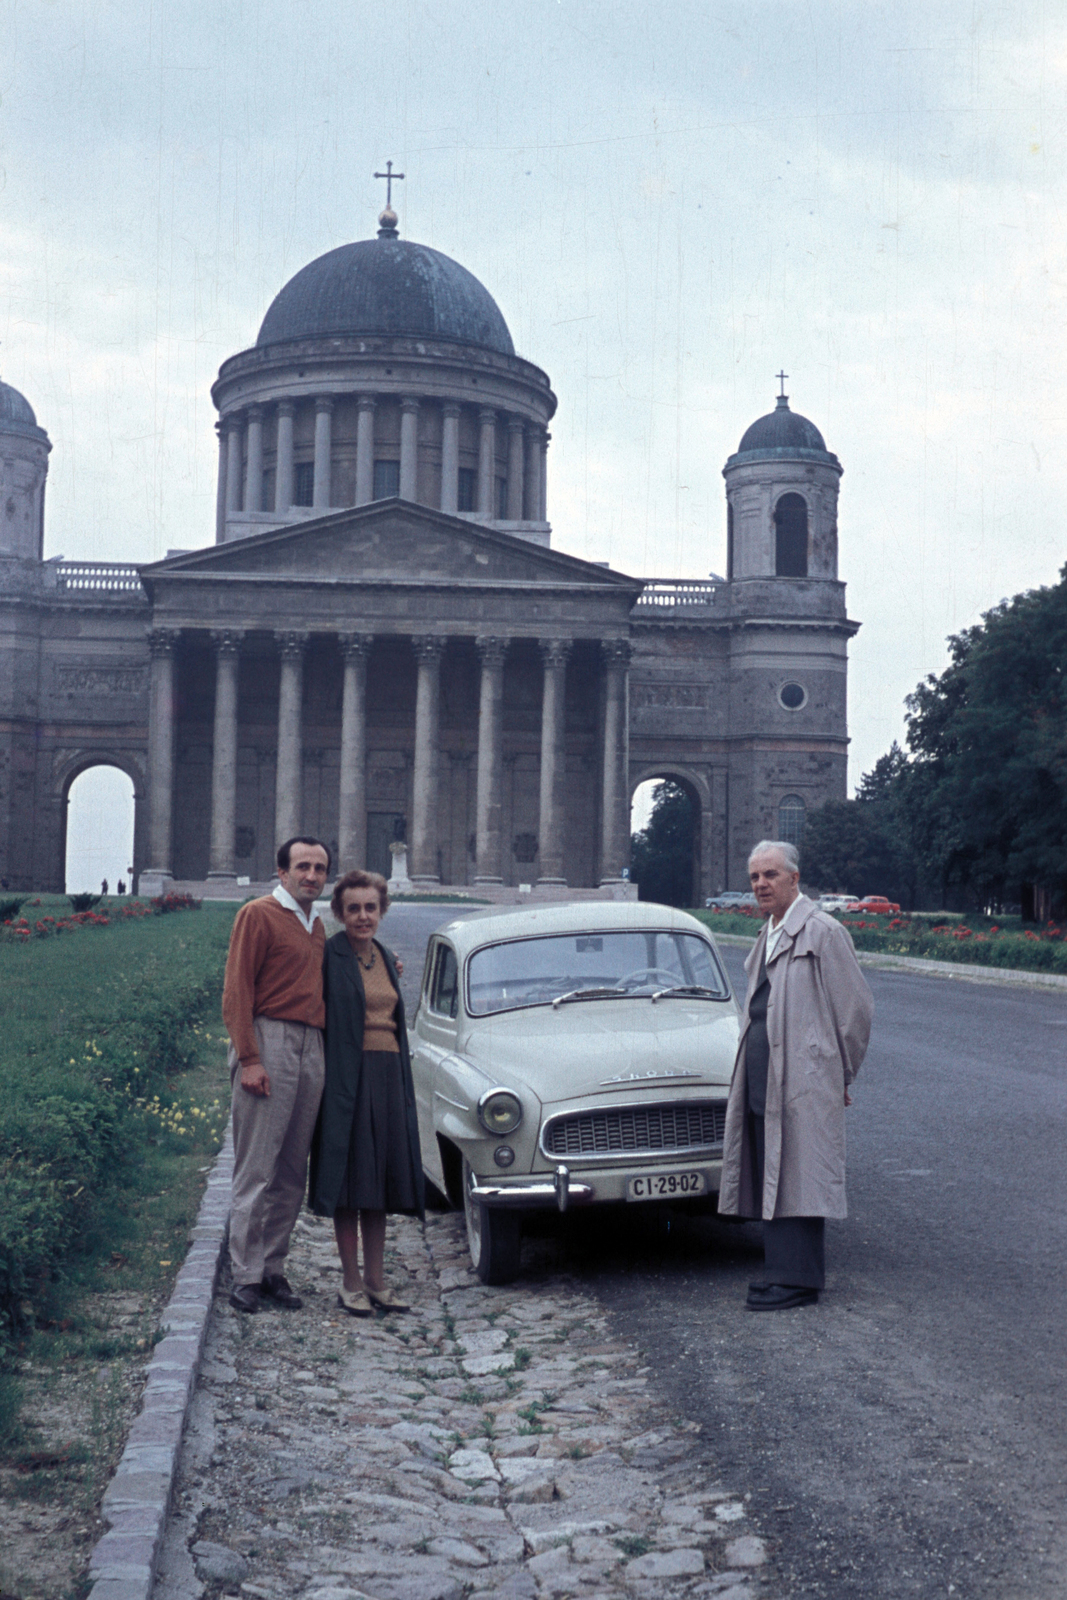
[466,930,730,1016]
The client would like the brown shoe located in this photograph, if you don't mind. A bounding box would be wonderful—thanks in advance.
[229,1283,260,1314]
[260,1274,302,1309]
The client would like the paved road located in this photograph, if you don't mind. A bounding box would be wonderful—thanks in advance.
[383,903,1067,1600]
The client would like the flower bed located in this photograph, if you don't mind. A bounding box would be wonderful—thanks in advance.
[0,892,201,943]
[697,907,1067,975]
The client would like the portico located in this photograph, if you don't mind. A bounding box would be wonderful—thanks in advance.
[138,500,640,892]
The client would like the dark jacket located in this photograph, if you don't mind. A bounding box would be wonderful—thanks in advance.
[308,932,425,1220]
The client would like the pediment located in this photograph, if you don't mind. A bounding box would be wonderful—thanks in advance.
[139,501,641,594]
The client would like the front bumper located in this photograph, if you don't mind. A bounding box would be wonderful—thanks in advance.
[469,1157,722,1213]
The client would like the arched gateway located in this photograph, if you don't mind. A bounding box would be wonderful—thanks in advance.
[0,223,859,895]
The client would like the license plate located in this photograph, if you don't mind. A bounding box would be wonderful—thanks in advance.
[627,1170,706,1201]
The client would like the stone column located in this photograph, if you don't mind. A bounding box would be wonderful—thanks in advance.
[539,429,550,522]
[145,628,179,884]
[313,398,333,510]
[275,401,295,514]
[274,631,308,846]
[244,406,264,513]
[524,428,539,520]
[507,418,525,521]
[474,636,507,885]
[411,637,445,885]
[215,423,228,544]
[440,402,460,514]
[399,397,420,501]
[355,396,376,505]
[337,633,372,873]
[477,408,496,517]
[207,630,243,880]
[599,639,631,885]
[225,416,243,517]
[537,639,571,885]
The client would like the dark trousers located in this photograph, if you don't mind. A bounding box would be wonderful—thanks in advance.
[747,1112,825,1290]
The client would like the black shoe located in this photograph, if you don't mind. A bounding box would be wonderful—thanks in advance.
[746,1283,819,1311]
[260,1273,302,1309]
[229,1283,261,1314]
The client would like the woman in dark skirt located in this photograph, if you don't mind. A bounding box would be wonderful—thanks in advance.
[309,869,424,1316]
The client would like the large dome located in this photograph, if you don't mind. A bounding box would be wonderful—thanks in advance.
[256,234,515,356]
[732,394,837,463]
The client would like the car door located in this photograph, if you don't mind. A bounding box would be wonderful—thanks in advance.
[411,938,460,1190]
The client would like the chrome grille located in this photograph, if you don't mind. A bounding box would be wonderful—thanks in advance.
[541,1100,727,1160]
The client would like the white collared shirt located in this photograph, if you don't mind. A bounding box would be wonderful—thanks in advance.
[272,882,320,935]
[765,892,803,962]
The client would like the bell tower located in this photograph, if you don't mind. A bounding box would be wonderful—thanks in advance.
[723,378,841,581]
[0,376,51,563]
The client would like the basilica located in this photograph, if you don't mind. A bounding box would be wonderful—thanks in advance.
[0,199,858,897]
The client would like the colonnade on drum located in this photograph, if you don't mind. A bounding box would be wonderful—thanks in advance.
[144,629,630,888]
[214,397,550,534]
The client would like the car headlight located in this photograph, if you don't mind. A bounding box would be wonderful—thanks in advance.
[478,1088,523,1136]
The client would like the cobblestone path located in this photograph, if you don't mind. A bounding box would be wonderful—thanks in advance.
[154,1210,772,1600]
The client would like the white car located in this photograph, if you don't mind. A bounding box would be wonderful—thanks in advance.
[409,901,741,1284]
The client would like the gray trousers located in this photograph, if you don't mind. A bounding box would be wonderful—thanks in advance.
[747,1112,826,1290]
[228,1018,325,1287]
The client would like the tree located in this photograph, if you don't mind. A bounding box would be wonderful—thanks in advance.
[630,782,694,907]
[803,745,930,908]
[903,565,1067,905]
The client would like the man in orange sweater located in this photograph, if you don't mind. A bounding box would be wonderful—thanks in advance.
[222,837,330,1313]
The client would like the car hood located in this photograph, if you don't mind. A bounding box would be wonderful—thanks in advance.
[456,998,739,1102]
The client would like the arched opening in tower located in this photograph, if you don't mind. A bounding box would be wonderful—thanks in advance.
[774,493,809,577]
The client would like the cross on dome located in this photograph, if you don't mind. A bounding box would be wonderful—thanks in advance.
[374,161,405,237]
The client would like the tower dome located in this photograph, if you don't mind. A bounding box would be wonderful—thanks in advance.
[0,377,49,443]
[0,374,50,562]
[723,386,842,583]
[729,394,839,467]
[256,236,515,356]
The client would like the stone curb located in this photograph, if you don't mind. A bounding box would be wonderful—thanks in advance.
[711,930,1067,991]
[86,1134,234,1600]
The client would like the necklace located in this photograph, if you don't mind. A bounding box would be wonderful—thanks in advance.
[356,946,377,972]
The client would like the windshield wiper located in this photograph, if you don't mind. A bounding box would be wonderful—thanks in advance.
[649,985,722,1002]
[552,986,627,1009]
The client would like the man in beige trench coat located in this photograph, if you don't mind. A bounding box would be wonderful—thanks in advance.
[718,840,874,1310]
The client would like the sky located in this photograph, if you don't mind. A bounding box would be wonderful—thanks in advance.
[2,0,1065,870]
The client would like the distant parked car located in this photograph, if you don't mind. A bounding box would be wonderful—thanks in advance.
[844,895,901,915]
[410,902,740,1285]
[817,894,855,913]
[705,891,758,911]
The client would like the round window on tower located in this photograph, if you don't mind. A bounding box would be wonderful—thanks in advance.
[779,681,807,710]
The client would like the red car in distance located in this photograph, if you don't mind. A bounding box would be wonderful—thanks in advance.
[844,895,901,915]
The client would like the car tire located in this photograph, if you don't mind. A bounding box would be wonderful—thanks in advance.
[462,1158,523,1285]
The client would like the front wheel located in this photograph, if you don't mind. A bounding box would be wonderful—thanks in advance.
[462,1159,523,1285]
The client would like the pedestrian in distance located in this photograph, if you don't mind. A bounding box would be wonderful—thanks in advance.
[718,839,874,1310]
[221,836,330,1314]
[309,869,423,1317]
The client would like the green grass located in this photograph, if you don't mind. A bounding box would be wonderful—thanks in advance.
[0,902,237,1359]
